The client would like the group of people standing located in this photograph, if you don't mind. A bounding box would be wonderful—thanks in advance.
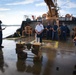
[35,21,70,43]
[45,22,69,41]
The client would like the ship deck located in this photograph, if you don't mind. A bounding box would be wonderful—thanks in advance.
[0,36,76,75]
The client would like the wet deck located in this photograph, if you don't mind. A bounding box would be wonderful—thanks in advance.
[0,36,76,75]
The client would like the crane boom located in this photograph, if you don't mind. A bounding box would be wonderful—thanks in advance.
[44,0,58,17]
[44,0,59,26]
[44,0,56,7]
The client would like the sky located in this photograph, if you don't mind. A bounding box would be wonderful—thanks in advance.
[0,0,76,25]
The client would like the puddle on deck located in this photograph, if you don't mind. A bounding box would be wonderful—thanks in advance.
[0,37,76,75]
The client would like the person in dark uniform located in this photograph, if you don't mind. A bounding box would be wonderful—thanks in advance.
[45,23,52,40]
[65,25,70,37]
[52,23,58,40]
[60,23,67,41]
[0,20,6,48]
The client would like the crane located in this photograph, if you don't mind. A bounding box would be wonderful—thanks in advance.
[44,0,58,17]
[44,0,59,25]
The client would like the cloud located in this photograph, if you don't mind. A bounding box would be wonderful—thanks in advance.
[57,0,76,9]
[0,8,10,11]
[57,0,76,16]
[0,14,5,18]
[0,13,23,25]
[35,2,46,7]
[6,0,39,5]
[65,2,76,8]
[19,10,46,17]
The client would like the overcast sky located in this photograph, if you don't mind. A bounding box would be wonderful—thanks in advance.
[0,0,76,25]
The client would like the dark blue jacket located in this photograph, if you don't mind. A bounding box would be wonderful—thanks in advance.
[61,25,67,33]
[53,25,58,31]
[0,25,2,35]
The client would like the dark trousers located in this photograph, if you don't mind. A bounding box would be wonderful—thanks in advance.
[36,33,42,43]
[0,33,2,46]
[52,31,58,40]
[61,32,67,41]
[46,30,52,40]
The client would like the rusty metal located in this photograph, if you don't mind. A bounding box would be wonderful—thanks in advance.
[44,0,59,26]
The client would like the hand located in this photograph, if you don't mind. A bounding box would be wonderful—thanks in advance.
[2,27,6,30]
[38,32,40,34]
[4,27,6,29]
